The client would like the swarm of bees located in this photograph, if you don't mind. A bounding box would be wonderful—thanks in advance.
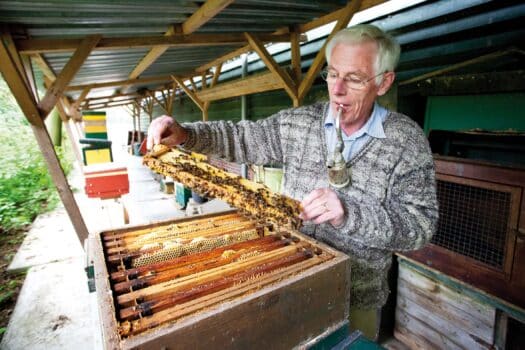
[143,144,302,229]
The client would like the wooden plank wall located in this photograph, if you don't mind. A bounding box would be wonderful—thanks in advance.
[394,262,496,349]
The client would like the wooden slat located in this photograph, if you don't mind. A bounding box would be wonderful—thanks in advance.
[0,39,90,244]
[82,91,140,104]
[1,33,31,91]
[195,1,384,74]
[397,267,495,344]
[196,71,282,102]
[32,53,57,81]
[202,63,223,113]
[38,35,101,118]
[0,38,41,124]
[245,32,296,100]
[21,54,39,102]
[172,76,204,111]
[17,33,294,54]
[298,0,385,33]
[55,100,84,167]
[66,75,172,92]
[182,0,235,34]
[71,86,92,111]
[128,25,180,80]
[290,26,302,84]
[298,0,362,101]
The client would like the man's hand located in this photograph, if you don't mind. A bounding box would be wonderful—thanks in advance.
[300,188,345,227]
[146,115,189,150]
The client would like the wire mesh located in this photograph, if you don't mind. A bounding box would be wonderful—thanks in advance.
[432,180,511,269]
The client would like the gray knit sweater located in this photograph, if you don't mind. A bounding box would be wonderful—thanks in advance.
[183,102,438,308]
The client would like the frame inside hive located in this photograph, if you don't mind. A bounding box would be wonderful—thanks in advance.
[97,210,341,335]
[92,147,350,349]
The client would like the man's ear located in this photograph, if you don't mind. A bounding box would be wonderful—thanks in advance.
[377,71,396,96]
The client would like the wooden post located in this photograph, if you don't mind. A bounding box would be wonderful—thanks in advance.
[56,99,84,167]
[0,37,90,243]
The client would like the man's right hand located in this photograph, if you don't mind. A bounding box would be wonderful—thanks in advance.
[146,115,189,150]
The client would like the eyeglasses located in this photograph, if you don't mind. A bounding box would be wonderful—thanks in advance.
[321,69,385,90]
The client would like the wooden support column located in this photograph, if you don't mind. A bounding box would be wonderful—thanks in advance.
[0,36,90,243]
[56,99,84,167]
[202,63,222,122]
[290,26,302,107]
[133,100,143,142]
[297,0,362,101]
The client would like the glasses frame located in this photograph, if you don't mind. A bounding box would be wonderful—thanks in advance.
[321,68,386,90]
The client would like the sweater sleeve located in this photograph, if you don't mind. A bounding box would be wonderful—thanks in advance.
[334,129,438,252]
[181,113,284,165]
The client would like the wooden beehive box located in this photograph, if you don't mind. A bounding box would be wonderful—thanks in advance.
[90,210,350,350]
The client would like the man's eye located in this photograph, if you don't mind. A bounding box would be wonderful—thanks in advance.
[328,72,338,78]
[345,76,363,84]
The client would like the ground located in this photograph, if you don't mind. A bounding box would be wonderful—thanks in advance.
[0,229,26,341]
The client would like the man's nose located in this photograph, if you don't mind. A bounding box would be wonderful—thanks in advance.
[332,78,346,94]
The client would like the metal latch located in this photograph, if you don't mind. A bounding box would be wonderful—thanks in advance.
[85,265,96,293]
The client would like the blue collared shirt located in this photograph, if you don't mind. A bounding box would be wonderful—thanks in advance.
[324,102,388,162]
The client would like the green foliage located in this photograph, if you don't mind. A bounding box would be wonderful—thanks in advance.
[0,77,72,233]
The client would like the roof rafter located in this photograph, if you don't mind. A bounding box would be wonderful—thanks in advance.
[38,34,101,118]
[17,33,293,54]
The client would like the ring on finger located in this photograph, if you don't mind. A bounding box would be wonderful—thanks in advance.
[322,202,329,212]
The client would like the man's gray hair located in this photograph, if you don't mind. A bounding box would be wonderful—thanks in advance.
[325,24,401,79]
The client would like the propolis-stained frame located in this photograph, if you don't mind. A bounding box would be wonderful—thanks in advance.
[89,210,350,350]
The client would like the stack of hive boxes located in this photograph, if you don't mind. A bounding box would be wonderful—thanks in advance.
[82,111,113,165]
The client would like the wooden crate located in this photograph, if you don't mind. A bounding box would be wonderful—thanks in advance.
[394,256,497,349]
[90,211,350,350]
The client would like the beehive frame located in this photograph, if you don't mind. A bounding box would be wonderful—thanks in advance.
[90,211,350,350]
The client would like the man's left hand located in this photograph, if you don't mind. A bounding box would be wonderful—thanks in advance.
[300,188,345,227]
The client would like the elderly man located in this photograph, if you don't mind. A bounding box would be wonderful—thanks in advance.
[147,24,438,340]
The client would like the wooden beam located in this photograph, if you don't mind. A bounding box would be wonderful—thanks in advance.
[66,75,172,92]
[87,97,138,109]
[245,33,296,100]
[32,53,57,81]
[202,63,223,110]
[1,32,31,92]
[298,0,362,101]
[128,25,181,80]
[195,0,383,74]
[290,26,302,85]
[72,86,92,111]
[21,54,40,102]
[0,38,90,244]
[17,33,294,54]
[298,0,384,33]
[38,35,101,119]
[56,99,84,166]
[183,0,235,34]
[196,71,282,102]
[189,77,198,92]
[172,76,204,111]
[0,39,41,124]
[83,91,140,104]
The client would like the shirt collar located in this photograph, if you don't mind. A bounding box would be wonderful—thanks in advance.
[324,102,387,140]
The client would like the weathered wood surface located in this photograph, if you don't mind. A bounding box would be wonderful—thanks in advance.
[92,211,350,350]
[395,263,496,349]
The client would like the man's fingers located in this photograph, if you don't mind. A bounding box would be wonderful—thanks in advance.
[301,188,326,208]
